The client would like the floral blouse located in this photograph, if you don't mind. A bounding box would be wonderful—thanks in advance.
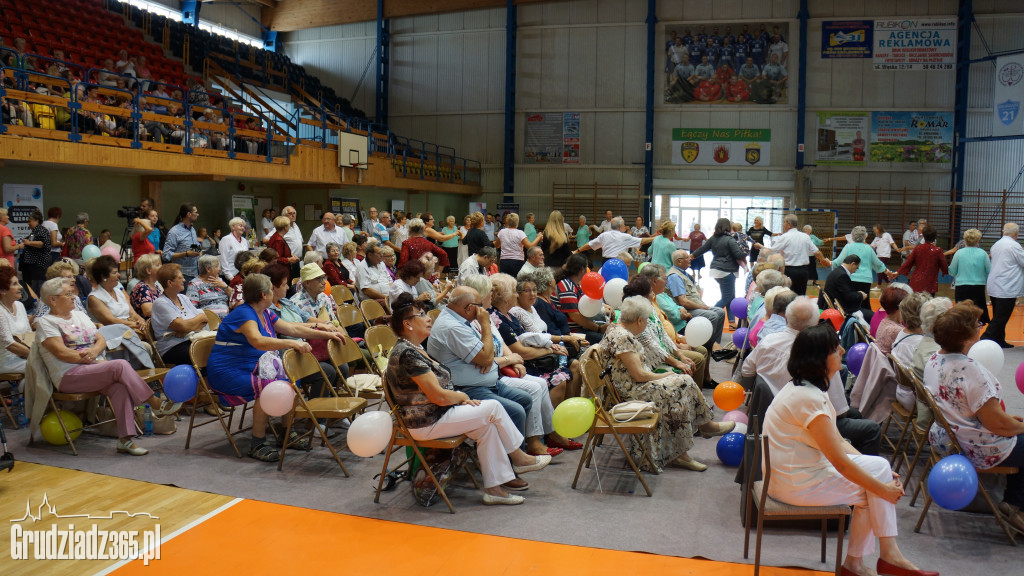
[130,281,163,317]
[187,277,229,317]
[386,340,453,430]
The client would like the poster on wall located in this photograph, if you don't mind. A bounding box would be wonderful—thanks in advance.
[671,129,771,166]
[872,18,956,71]
[468,202,486,216]
[993,54,1024,136]
[524,112,580,164]
[495,203,520,223]
[815,111,870,165]
[2,183,44,239]
[821,21,873,58]
[664,21,790,105]
[330,196,361,230]
[231,195,256,238]
[870,111,953,163]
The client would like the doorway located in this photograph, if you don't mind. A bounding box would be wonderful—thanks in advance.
[654,194,788,236]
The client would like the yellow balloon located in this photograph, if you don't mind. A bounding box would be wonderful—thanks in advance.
[552,397,596,438]
[40,410,82,446]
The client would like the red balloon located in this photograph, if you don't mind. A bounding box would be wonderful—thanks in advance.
[820,308,843,331]
[581,272,606,300]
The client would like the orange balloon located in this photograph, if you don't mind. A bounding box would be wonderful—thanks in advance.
[713,381,746,412]
[820,308,843,331]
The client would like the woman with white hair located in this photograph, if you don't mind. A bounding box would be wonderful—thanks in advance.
[187,254,230,317]
[598,295,733,472]
[948,228,991,324]
[218,217,250,281]
[496,213,543,277]
[832,226,889,294]
[129,253,163,317]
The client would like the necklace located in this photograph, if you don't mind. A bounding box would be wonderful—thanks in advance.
[399,336,424,351]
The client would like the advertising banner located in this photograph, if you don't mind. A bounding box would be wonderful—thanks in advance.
[671,128,771,166]
[872,18,956,71]
[821,21,873,58]
[330,197,361,230]
[815,112,870,165]
[870,111,953,163]
[994,54,1024,136]
[2,183,44,239]
[524,112,580,164]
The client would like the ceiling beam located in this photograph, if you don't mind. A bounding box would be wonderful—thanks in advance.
[203,0,276,8]
[263,0,548,32]
[141,174,227,182]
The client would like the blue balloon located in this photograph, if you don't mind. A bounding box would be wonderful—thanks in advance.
[162,365,199,403]
[927,454,979,510]
[599,258,629,282]
[846,342,869,376]
[716,432,745,466]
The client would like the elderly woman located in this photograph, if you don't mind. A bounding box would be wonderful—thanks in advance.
[207,274,345,462]
[891,293,932,368]
[415,252,454,307]
[682,222,707,279]
[897,225,948,296]
[833,226,889,294]
[0,267,30,372]
[440,215,461,272]
[764,323,935,576]
[322,242,351,288]
[398,218,450,269]
[749,269,791,327]
[691,218,746,326]
[131,209,161,259]
[495,213,542,277]
[390,260,431,305]
[490,273,583,412]
[380,245,398,279]
[649,220,678,269]
[187,254,230,318]
[20,209,51,297]
[599,296,733,472]
[266,216,299,268]
[870,224,900,282]
[876,283,913,355]
[457,215,472,265]
[420,212,459,247]
[218,217,250,281]
[530,267,575,341]
[35,277,180,455]
[510,271,587,353]
[151,263,208,365]
[129,254,163,318]
[758,286,798,340]
[386,292,550,505]
[228,259,266,311]
[948,228,990,324]
[229,251,257,290]
[31,260,90,324]
[87,256,145,332]
[340,241,360,282]
[926,302,1024,534]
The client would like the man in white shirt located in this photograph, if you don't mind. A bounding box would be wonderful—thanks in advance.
[307,212,347,259]
[265,205,303,257]
[575,216,654,261]
[517,247,545,279]
[762,213,831,296]
[261,208,276,238]
[983,222,1024,348]
[355,244,392,312]
[483,213,496,241]
[596,210,615,234]
[901,220,918,253]
[741,297,881,454]
[459,246,497,283]
[916,218,928,245]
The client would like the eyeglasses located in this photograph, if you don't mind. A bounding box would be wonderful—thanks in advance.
[519,287,538,294]
[409,312,427,320]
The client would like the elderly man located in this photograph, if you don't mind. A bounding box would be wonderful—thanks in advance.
[307,212,347,259]
[483,213,497,241]
[428,286,534,438]
[761,213,830,296]
[819,254,872,322]
[741,297,881,455]
[983,222,1024,348]
[517,247,545,278]
[459,246,497,283]
[377,211,402,253]
[355,244,392,312]
[264,205,303,256]
[757,287,796,339]
[575,216,655,262]
[163,203,201,282]
[666,249,729,357]
[596,210,615,234]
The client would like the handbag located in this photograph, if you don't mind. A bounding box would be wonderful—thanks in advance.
[523,354,559,374]
[610,400,656,423]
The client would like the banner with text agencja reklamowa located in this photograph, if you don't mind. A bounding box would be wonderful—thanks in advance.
[994,54,1024,136]
[671,129,771,166]
[872,18,955,71]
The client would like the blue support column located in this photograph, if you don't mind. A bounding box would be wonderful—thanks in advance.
[375,0,390,124]
[953,0,973,197]
[643,0,656,222]
[796,0,809,169]
[503,0,517,202]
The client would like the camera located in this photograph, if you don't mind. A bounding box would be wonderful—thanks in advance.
[189,243,202,253]
[117,206,141,222]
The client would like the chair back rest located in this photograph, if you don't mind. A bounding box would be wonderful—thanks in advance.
[821,292,835,310]
[189,335,216,370]
[380,370,413,436]
[427,308,441,322]
[579,346,620,410]
[360,299,387,324]
[918,385,962,454]
[204,309,221,331]
[332,284,355,306]
[328,336,366,367]
[365,325,398,357]
[853,321,872,344]
[141,318,166,368]
[748,415,775,507]
[336,304,365,329]
[282,349,327,384]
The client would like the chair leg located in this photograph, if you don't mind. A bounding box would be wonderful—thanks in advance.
[743,491,753,558]
[1,383,18,430]
[914,489,933,533]
[407,441,457,514]
[910,456,934,507]
[312,415,350,477]
[571,433,596,490]
[374,433,399,504]
[976,477,1018,546]
[49,398,79,456]
[835,516,846,576]
[821,518,827,563]
[754,513,765,576]
[609,430,652,496]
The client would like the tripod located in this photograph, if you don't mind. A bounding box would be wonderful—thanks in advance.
[119,223,134,280]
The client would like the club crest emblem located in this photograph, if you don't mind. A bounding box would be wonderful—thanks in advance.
[745,143,762,165]
[681,142,699,163]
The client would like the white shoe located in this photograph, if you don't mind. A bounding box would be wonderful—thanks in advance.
[513,454,551,474]
[152,400,182,417]
[482,492,525,506]
[116,439,148,456]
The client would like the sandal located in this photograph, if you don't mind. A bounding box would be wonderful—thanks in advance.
[247,442,280,462]
[548,437,584,450]
[285,431,312,451]
[699,421,736,439]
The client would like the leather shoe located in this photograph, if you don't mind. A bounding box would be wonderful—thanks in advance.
[1000,341,1016,349]
[503,477,529,491]
[998,501,1024,532]
[876,558,938,576]
[711,349,738,362]
[482,492,525,506]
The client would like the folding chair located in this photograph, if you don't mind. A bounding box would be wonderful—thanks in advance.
[913,387,1021,545]
[360,299,388,326]
[572,346,658,497]
[331,284,355,307]
[327,337,383,407]
[374,375,480,514]
[45,391,120,456]
[821,291,836,310]
[853,321,873,345]
[336,303,366,333]
[135,320,172,385]
[183,335,245,458]
[279,349,367,475]
[0,373,24,429]
[881,354,917,468]
[427,308,441,323]
[203,309,221,331]
[744,416,852,576]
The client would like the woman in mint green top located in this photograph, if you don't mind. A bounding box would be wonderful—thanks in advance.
[649,220,678,269]
[576,215,591,249]
[441,216,460,248]
[523,213,538,243]
[831,226,886,291]
[948,228,991,323]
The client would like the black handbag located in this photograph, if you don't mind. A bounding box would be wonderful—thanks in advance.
[523,354,560,375]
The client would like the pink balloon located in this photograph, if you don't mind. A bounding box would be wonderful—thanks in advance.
[870,310,887,338]
[723,410,748,425]
[1016,362,1024,396]
[101,245,121,262]
[748,318,764,347]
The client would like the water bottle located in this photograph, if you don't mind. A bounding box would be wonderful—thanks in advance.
[558,354,568,369]
[15,396,28,428]
[143,404,154,436]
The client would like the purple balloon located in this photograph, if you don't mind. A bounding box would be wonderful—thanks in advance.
[846,342,869,376]
[732,327,750,350]
[730,297,749,320]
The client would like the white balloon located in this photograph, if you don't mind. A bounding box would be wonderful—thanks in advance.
[968,339,1004,374]
[260,381,296,417]
[603,278,628,309]
[684,316,713,346]
[732,422,748,436]
[347,411,394,457]
[578,295,603,317]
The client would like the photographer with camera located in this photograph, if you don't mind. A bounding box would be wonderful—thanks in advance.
[162,203,201,283]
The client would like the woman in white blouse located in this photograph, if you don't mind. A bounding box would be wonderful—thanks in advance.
[218,217,250,281]
[86,256,145,332]
[509,272,587,350]
[389,259,428,304]
[151,263,208,365]
[0,266,30,372]
[340,241,360,289]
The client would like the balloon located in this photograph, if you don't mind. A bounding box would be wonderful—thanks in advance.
[732,327,750,350]
[162,365,198,402]
[820,308,843,331]
[968,340,1004,375]
[637,262,648,273]
[716,432,745,466]
[40,410,82,446]
[723,410,748,425]
[684,316,713,347]
[1016,362,1024,395]
[730,297,749,320]
[101,245,120,262]
[732,422,748,435]
[346,411,394,457]
[927,454,979,510]
[603,278,627,309]
[82,244,101,261]
[259,381,296,417]
[846,343,869,377]
[580,272,606,300]
[599,258,629,282]
[870,309,887,338]
[578,295,603,317]
[552,397,596,438]
[748,318,764,347]
[713,381,745,412]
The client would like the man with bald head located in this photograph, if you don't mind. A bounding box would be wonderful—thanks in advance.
[307,211,346,259]
[428,284,532,437]
[983,222,1024,348]
[517,246,545,278]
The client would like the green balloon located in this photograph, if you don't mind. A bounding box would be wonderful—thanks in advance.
[552,397,596,438]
